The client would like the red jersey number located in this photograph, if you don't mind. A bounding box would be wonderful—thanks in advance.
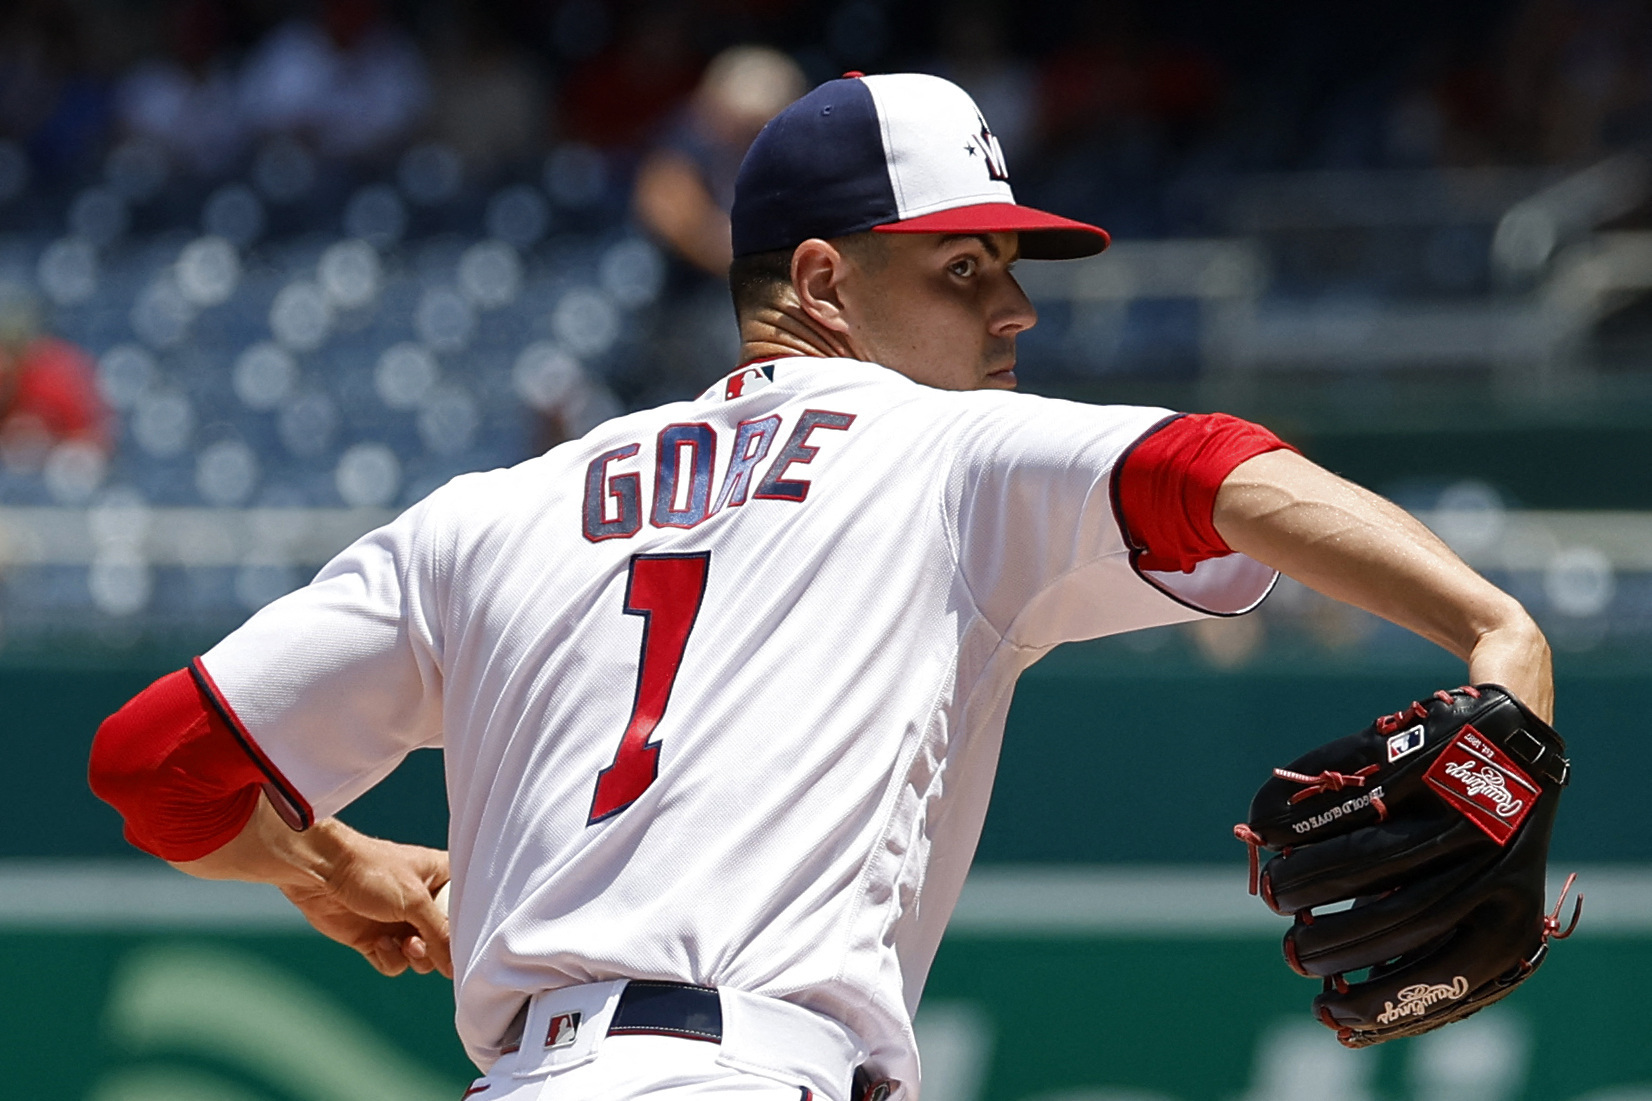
[588,553,710,823]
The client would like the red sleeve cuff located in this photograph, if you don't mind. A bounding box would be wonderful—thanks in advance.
[88,667,272,861]
[1114,412,1297,574]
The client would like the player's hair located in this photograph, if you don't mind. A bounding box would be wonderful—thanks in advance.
[728,247,793,318]
[728,232,886,319]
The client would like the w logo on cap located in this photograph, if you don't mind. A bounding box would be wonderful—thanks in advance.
[973,112,1010,183]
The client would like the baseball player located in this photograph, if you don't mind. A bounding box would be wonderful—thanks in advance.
[90,74,1553,1101]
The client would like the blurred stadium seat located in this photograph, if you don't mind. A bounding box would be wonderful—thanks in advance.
[4,136,1652,660]
[0,141,650,643]
[0,0,1650,666]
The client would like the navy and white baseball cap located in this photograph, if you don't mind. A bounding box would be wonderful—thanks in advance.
[731,72,1110,260]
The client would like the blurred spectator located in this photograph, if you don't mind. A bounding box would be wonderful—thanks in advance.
[426,8,546,177]
[633,45,805,276]
[1034,3,1222,153]
[237,0,429,160]
[116,0,247,178]
[560,3,703,151]
[1035,4,1150,152]
[1387,43,1487,167]
[0,7,62,144]
[0,3,113,178]
[0,285,109,473]
[1384,0,1652,170]
[1502,0,1652,164]
[621,45,803,408]
[1025,2,1224,234]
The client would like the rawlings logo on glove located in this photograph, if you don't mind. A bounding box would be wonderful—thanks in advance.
[1375,977,1469,1025]
[1234,685,1579,1048]
[1425,726,1539,843]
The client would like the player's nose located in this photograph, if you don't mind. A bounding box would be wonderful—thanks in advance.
[991,271,1038,337]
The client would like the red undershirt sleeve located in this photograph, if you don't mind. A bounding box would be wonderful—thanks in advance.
[87,666,278,862]
[1114,412,1298,574]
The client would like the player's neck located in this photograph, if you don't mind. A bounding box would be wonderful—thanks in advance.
[737,303,855,365]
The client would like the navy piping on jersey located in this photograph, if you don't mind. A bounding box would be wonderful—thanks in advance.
[188,658,313,830]
[1107,413,1277,619]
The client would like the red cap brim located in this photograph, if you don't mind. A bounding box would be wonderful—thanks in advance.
[873,202,1110,259]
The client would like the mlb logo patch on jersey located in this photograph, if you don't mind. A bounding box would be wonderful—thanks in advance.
[1386,724,1426,762]
[546,1011,582,1049]
[702,363,776,402]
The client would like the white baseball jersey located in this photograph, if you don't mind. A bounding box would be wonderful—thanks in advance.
[199,356,1276,1093]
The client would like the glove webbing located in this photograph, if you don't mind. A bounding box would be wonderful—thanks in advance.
[1233,765,1389,900]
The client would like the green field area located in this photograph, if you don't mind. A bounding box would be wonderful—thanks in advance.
[18,641,1647,864]
[2,866,1648,1101]
[13,638,1645,1098]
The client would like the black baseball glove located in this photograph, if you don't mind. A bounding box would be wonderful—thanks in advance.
[1234,684,1579,1047]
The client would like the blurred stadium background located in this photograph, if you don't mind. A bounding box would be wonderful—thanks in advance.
[3,0,1652,1098]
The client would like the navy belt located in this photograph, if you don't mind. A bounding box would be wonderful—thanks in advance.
[609,985,889,1101]
[500,980,723,1053]
[606,980,723,1041]
[613,985,887,1101]
[502,981,890,1101]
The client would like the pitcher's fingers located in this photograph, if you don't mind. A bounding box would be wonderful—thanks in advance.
[403,892,454,978]
[402,935,438,975]
[369,935,411,977]
[1265,815,1490,913]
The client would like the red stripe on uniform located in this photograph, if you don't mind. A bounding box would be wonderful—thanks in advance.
[190,658,315,830]
[1114,412,1296,574]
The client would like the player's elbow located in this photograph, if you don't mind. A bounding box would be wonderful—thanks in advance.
[88,669,266,862]
[88,694,165,812]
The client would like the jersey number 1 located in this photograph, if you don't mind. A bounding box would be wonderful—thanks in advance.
[588,552,710,824]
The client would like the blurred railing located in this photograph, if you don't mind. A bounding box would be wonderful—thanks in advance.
[1,503,1647,653]
[0,506,395,567]
[1021,155,1652,385]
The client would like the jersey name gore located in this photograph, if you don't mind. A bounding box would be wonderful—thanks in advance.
[583,411,855,541]
[1375,976,1470,1024]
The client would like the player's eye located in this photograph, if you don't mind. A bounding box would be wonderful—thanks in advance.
[948,257,978,278]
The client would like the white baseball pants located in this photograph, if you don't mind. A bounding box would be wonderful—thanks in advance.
[460,980,867,1101]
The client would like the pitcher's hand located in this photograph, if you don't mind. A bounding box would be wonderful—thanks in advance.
[278,831,452,977]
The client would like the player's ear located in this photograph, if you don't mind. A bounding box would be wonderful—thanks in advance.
[791,238,850,334]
